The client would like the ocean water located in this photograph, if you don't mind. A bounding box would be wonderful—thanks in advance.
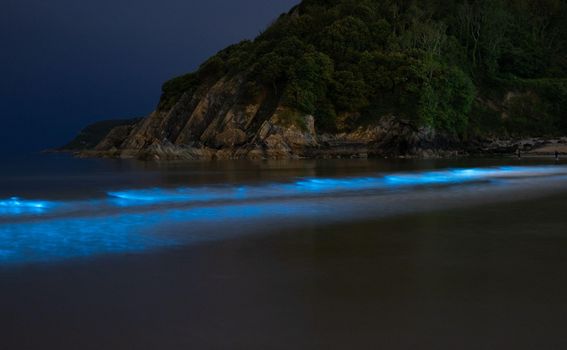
[1,154,567,348]
[1,153,567,266]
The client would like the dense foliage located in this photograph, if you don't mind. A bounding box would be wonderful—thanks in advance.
[160,0,567,136]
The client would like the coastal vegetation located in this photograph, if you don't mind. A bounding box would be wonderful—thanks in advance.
[160,0,567,138]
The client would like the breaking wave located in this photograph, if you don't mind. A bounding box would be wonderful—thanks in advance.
[2,165,567,265]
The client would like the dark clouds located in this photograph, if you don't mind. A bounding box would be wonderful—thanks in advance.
[0,0,298,152]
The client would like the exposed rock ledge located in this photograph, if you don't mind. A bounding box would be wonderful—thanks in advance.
[72,112,567,161]
[76,114,470,161]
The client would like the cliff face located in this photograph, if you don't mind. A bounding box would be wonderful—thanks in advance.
[85,77,455,160]
[80,82,555,160]
[73,0,566,160]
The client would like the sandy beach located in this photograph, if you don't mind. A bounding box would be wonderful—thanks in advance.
[2,191,567,349]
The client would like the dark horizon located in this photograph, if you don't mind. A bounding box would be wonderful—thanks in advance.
[0,0,299,153]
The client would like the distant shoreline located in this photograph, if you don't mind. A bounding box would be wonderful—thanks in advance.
[53,137,566,161]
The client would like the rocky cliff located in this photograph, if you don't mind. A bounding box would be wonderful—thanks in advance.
[80,80,460,160]
[70,0,566,160]
[75,100,567,160]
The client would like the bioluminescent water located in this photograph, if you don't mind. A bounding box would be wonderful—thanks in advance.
[0,197,53,215]
[106,165,567,206]
[2,165,567,265]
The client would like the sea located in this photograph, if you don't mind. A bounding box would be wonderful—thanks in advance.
[1,153,567,349]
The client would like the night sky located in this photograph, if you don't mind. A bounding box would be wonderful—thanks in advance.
[0,0,299,153]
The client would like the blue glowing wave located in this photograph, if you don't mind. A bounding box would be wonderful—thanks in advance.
[3,166,567,218]
[108,166,567,206]
[2,165,567,265]
[0,197,55,216]
[0,202,307,265]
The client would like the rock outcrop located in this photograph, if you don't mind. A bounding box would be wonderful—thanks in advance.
[80,106,461,161]
[73,90,565,160]
[68,72,463,160]
[72,106,565,159]
[64,0,566,160]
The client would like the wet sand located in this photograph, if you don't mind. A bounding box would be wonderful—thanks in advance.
[2,193,567,349]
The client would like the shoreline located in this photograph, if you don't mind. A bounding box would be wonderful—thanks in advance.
[3,190,567,349]
[55,137,567,161]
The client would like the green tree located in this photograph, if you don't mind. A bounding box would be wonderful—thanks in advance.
[330,70,369,111]
[284,51,334,114]
[418,64,476,134]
